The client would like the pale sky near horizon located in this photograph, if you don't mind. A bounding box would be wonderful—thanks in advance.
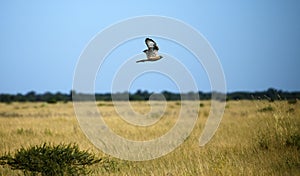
[1,1,300,94]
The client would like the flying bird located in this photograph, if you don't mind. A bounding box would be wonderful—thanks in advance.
[136,38,163,63]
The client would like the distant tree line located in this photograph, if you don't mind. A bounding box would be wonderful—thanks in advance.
[0,88,299,103]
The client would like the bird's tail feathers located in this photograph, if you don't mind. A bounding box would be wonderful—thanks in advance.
[136,59,147,63]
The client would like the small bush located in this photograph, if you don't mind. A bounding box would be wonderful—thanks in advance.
[175,102,181,106]
[0,143,101,176]
[286,108,295,113]
[16,128,35,135]
[286,133,300,150]
[97,102,113,107]
[287,99,297,105]
[258,105,274,112]
[47,98,57,104]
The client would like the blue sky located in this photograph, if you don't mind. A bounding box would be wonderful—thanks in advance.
[0,1,300,94]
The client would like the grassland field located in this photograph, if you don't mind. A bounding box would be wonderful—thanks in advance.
[0,100,299,175]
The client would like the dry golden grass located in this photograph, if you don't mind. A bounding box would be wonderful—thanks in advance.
[0,100,299,175]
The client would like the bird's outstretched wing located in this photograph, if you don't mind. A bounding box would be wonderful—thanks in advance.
[145,38,159,51]
[144,38,159,58]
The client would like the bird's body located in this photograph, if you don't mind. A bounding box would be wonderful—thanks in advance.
[136,38,163,63]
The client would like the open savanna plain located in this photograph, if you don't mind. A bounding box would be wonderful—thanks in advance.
[0,100,299,175]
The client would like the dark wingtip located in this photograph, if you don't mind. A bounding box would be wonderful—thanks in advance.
[145,37,154,42]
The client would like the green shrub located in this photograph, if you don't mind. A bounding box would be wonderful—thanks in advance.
[258,105,274,112]
[47,98,57,104]
[16,128,35,135]
[287,99,297,105]
[0,143,101,176]
[286,133,300,150]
